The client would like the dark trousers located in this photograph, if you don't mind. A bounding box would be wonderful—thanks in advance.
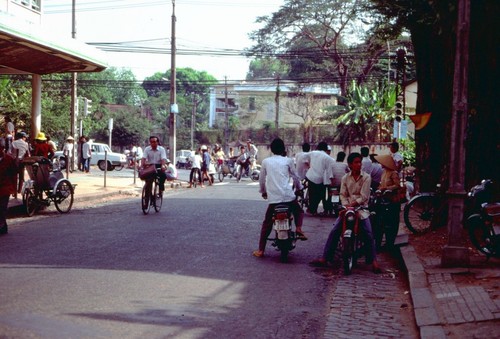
[307,179,325,214]
[189,168,202,183]
[0,195,9,227]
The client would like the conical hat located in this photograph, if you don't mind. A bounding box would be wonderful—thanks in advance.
[374,154,397,171]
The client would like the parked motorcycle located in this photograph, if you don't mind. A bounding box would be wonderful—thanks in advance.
[328,186,342,216]
[268,204,297,263]
[466,179,500,259]
[340,206,369,275]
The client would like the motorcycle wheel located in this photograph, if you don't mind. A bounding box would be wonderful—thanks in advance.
[342,237,354,275]
[467,215,498,258]
[276,240,290,263]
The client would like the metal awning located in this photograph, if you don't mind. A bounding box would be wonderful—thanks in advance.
[0,17,107,75]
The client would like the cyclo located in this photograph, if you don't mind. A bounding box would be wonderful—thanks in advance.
[22,156,75,216]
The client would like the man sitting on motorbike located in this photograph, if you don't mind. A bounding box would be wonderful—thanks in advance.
[252,138,307,258]
[309,152,381,273]
[237,145,251,178]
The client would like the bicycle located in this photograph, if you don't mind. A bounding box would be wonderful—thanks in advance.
[22,156,75,217]
[403,183,448,234]
[140,167,163,215]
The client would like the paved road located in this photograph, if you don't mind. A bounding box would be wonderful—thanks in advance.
[1,178,418,338]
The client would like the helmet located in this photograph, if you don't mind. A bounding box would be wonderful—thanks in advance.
[201,145,207,151]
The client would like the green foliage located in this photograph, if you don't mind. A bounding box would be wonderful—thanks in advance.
[326,81,396,145]
[246,58,289,80]
[399,136,415,168]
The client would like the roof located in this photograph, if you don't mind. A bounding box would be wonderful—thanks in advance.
[0,14,107,75]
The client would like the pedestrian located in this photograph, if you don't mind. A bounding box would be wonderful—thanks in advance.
[390,141,404,175]
[361,146,373,176]
[294,142,311,181]
[33,132,54,159]
[300,141,334,216]
[10,132,30,193]
[81,137,92,173]
[200,145,213,186]
[309,152,381,273]
[374,154,402,252]
[252,137,306,258]
[369,153,383,191]
[188,149,202,188]
[62,136,74,171]
[77,136,86,171]
[165,159,177,181]
[0,137,18,236]
[3,117,15,152]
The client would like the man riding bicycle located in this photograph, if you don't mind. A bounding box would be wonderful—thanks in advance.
[141,136,167,193]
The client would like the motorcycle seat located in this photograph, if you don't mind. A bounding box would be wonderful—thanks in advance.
[484,203,500,218]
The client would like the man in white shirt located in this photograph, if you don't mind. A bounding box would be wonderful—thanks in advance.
[141,136,167,192]
[361,146,373,176]
[165,159,177,181]
[294,142,311,180]
[252,138,305,258]
[301,142,334,215]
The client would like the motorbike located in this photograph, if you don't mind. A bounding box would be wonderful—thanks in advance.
[466,179,500,259]
[268,204,296,263]
[371,189,396,252]
[327,186,342,216]
[235,156,260,182]
[339,206,369,275]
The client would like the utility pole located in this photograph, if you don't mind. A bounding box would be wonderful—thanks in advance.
[275,75,280,132]
[191,93,196,150]
[442,0,470,267]
[224,76,229,153]
[70,0,77,172]
[169,0,177,165]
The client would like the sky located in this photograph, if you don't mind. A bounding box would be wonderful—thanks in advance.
[42,0,285,82]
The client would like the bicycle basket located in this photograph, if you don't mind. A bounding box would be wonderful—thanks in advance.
[139,165,157,180]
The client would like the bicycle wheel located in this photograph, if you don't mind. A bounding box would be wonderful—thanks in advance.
[153,180,162,212]
[54,179,74,213]
[404,195,435,234]
[141,182,151,214]
[23,189,38,217]
[467,215,496,257]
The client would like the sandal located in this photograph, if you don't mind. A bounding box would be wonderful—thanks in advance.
[296,231,308,241]
[252,250,264,258]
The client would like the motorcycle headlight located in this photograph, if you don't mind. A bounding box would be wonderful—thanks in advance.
[346,215,355,223]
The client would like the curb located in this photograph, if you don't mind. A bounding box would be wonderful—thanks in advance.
[400,246,447,339]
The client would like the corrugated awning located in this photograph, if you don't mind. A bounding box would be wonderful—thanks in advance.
[0,16,107,75]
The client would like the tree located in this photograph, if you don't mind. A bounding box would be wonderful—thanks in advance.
[142,68,217,149]
[248,0,396,94]
[246,57,289,80]
[280,87,335,143]
[370,0,500,192]
[326,81,396,145]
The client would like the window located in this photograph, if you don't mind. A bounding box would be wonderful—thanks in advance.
[249,97,255,111]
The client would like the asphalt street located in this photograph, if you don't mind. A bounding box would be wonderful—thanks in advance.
[1,172,418,338]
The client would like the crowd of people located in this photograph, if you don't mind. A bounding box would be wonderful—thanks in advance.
[254,137,407,274]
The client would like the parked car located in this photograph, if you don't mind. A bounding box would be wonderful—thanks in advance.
[176,149,193,169]
[54,142,127,171]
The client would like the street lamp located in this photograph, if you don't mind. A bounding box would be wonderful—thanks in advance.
[169,0,177,165]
